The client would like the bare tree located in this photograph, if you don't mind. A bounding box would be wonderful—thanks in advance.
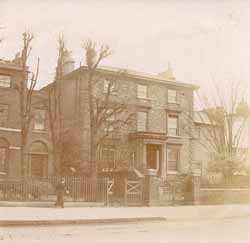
[82,40,134,180]
[188,81,250,183]
[16,31,40,176]
[37,36,66,177]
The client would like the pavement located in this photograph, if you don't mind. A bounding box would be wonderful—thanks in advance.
[2,217,250,243]
[1,204,250,226]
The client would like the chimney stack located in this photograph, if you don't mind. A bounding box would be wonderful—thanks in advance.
[61,49,75,76]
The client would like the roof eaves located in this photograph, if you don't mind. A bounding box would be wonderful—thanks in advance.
[64,65,199,90]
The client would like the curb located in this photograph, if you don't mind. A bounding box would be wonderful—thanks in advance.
[0,217,166,227]
[0,202,105,208]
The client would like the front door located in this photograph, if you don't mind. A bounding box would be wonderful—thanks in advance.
[146,144,161,170]
[30,154,47,178]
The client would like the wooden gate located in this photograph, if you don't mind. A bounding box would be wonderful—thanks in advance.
[106,179,114,205]
[124,179,143,206]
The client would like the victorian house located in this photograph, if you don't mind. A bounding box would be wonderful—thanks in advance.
[55,56,198,180]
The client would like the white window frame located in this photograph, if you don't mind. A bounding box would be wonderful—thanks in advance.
[137,111,147,132]
[167,147,179,173]
[34,110,46,130]
[103,79,116,94]
[0,104,8,127]
[0,75,11,88]
[137,84,148,99]
[167,114,179,136]
[168,89,178,104]
[0,147,7,173]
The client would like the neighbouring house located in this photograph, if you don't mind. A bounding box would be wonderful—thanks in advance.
[193,105,250,185]
[0,58,53,178]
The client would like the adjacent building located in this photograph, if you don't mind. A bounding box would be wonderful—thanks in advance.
[0,59,52,178]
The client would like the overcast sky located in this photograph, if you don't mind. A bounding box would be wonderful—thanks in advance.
[1,0,250,97]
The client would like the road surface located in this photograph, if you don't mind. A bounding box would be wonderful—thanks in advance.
[1,217,250,243]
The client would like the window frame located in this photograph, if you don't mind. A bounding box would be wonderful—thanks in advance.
[0,104,9,127]
[103,79,117,94]
[33,109,46,131]
[166,147,180,173]
[167,89,178,104]
[167,114,179,136]
[0,138,9,174]
[0,75,11,88]
[137,84,148,99]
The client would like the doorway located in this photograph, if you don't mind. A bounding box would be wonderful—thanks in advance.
[29,141,48,178]
[146,144,161,171]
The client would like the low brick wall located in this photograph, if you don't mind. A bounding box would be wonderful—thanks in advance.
[200,188,250,205]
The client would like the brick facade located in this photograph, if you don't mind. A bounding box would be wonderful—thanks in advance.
[59,66,198,178]
[0,60,53,178]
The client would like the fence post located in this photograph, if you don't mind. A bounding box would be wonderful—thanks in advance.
[144,169,159,206]
[124,178,127,206]
[192,175,201,205]
[106,179,109,206]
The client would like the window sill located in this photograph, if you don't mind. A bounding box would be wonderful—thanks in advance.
[33,129,47,134]
[136,97,153,101]
[167,102,180,105]
[0,126,21,132]
[167,171,178,175]
[103,91,118,96]
[167,134,181,138]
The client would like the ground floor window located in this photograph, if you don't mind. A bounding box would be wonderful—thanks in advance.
[0,138,8,174]
[167,147,179,172]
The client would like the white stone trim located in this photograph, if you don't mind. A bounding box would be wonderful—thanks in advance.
[0,127,21,132]
[9,146,21,150]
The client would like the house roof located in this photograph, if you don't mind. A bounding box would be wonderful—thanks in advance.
[193,111,213,125]
[0,59,23,71]
[62,65,199,90]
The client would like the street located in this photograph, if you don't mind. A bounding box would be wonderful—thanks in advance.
[1,217,250,243]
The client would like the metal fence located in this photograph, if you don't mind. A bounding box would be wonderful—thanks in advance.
[0,176,109,203]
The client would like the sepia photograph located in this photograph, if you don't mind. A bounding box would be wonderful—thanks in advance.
[1,0,250,242]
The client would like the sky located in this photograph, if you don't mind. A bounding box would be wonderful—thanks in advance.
[1,0,250,98]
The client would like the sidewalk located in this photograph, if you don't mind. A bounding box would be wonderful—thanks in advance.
[1,204,250,226]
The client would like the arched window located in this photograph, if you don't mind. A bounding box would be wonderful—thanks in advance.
[0,137,9,173]
[30,141,48,154]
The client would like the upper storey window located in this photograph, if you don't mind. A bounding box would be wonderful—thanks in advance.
[0,75,11,88]
[168,89,177,103]
[103,79,116,94]
[0,104,8,127]
[137,84,148,99]
[34,110,46,130]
